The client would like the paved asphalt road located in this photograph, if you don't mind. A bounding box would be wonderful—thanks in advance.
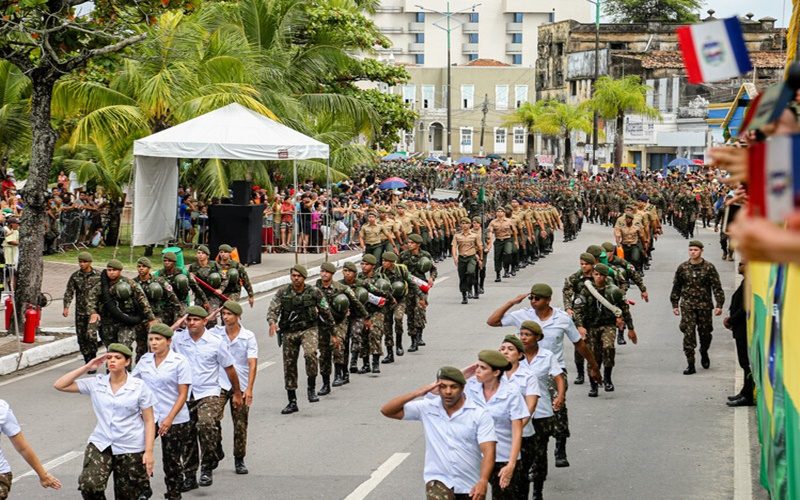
[2,220,751,499]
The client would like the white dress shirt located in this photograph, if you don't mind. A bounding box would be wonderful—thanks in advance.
[501,306,581,369]
[0,400,21,473]
[403,395,496,494]
[504,366,542,437]
[76,374,156,455]
[464,377,529,463]
[133,350,192,425]
[171,328,234,399]
[210,325,258,391]
[520,348,562,419]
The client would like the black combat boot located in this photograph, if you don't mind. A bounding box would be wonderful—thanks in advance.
[235,458,248,475]
[318,375,331,396]
[395,331,404,356]
[349,351,359,374]
[573,365,585,385]
[417,331,426,346]
[372,354,381,374]
[281,390,298,414]
[683,361,696,375]
[603,366,615,392]
[532,479,544,500]
[616,328,627,345]
[307,377,319,403]
[462,291,468,304]
[382,350,394,364]
[700,350,710,369]
[554,436,570,467]
[495,273,502,282]
[199,468,213,487]
[408,333,419,352]
[358,356,371,374]
[342,363,350,384]
[332,365,345,387]
[588,381,599,397]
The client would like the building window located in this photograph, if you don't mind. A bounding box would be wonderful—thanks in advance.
[402,84,416,107]
[468,33,479,43]
[548,11,555,23]
[415,12,425,22]
[555,43,564,56]
[513,127,525,154]
[460,127,473,153]
[468,54,478,61]
[511,33,522,43]
[469,12,479,22]
[495,85,509,110]
[514,85,528,107]
[511,54,522,65]
[461,84,474,109]
[570,81,577,96]
[513,12,523,23]
[494,127,507,154]
[415,33,425,43]
[404,130,414,152]
[422,84,434,109]
[610,42,628,50]
[415,54,425,65]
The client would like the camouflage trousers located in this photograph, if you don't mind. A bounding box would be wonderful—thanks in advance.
[96,320,138,351]
[186,395,224,474]
[78,443,151,500]
[0,472,10,500]
[406,293,427,338]
[156,421,192,499]
[425,479,470,499]
[527,416,556,483]
[75,314,98,363]
[587,325,616,368]
[219,388,250,459]
[205,296,222,328]
[134,323,149,362]
[282,327,319,390]
[319,321,347,376]
[680,306,714,364]
[548,371,570,439]
[348,318,366,358]
[384,301,406,350]
[366,311,385,356]
[489,461,524,500]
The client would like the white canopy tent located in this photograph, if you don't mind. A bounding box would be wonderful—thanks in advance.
[131,103,329,246]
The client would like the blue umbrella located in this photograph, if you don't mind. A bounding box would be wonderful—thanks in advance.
[457,156,476,164]
[379,177,409,190]
[668,157,693,167]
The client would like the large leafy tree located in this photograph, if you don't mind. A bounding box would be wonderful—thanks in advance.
[535,101,594,174]
[504,100,549,168]
[586,76,660,168]
[603,0,702,23]
[0,60,30,171]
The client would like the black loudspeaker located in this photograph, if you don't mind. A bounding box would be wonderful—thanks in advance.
[208,204,263,265]
[231,180,252,205]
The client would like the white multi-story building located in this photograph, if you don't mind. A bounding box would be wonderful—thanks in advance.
[372,0,592,67]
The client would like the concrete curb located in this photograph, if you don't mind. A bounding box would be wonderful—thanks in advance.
[0,253,365,376]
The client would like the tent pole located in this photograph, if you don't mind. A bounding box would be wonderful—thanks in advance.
[293,159,298,265]
[128,158,136,264]
[325,158,330,262]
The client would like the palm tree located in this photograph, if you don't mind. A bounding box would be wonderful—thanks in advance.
[535,101,594,174]
[586,76,660,168]
[0,60,31,171]
[504,100,549,168]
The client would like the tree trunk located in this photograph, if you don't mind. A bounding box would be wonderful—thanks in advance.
[614,113,625,169]
[526,132,536,169]
[15,73,57,326]
[564,129,573,175]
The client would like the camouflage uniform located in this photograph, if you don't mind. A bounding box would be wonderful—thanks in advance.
[339,275,368,370]
[0,472,10,499]
[399,249,437,345]
[157,422,192,499]
[315,279,366,377]
[573,283,633,370]
[155,267,208,307]
[357,272,392,357]
[63,267,101,363]
[188,261,224,324]
[86,273,154,351]
[607,255,645,295]
[489,462,524,500]
[219,388,249,459]
[218,259,254,302]
[133,274,183,360]
[529,416,557,483]
[377,263,416,355]
[78,443,151,500]
[267,285,333,390]
[425,479,459,499]
[185,395,224,476]
[670,259,725,364]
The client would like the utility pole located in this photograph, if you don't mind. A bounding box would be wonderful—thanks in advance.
[587,0,601,169]
[479,93,488,156]
[416,2,481,163]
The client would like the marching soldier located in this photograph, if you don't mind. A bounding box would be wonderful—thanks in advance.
[339,262,371,377]
[377,252,415,364]
[359,211,394,262]
[400,233,437,351]
[155,252,209,309]
[357,254,393,374]
[267,265,334,414]
[188,245,225,325]
[62,251,100,364]
[452,217,482,304]
[602,241,649,346]
[562,253,596,385]
[216,244,255,309]
[133,257,183,360]
[487,207,518,282]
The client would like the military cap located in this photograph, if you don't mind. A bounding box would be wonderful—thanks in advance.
[478,349,511,371]
[529,283,553,298]
[580,252,596,264]
[436,366,466,386]
[77,251,93,262]
[136,257,152,268]
[519,320,543,338]
[586,245,603,258]
[222,299,243,316]
[594,263,611,276]
[472,216,481,223]
[382,251,398,262]
[186,305,208,318]
[291,264,308,278]
[460,217,470,224]
[106,259,124,270]
[502,334,525,353]
[689,240,704,249]
[362,254,377,265]
[601,242,615,253]
[408,234,423,244]
[163,252,177,262]
[367,210,378,217]
[196,244,210,256]
[149,322,174,338]
[625,213,634,219]
[218,244,233,252]
[397,202,407,209]
[320,262,337,274]
[343,262,358,272]
[107,343,133,359]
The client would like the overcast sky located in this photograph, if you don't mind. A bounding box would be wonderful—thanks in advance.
[597,0,793,26]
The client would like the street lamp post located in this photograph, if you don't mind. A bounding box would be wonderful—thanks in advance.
[586,0,601,167]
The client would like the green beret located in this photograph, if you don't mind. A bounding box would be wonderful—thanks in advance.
[291,264,308,278]
[77,251,93,262]
[197,245,210,256]
[185,305,208,318]
[594,263,610,276]
[320,262,336,274]
[222,299,243,316]
[530,283,553,298]
[163,252,177,262]
[106,259,124,270]
[218,244,233,253]
[343,262,358,272]
[436,366,466,386]
[362,254,377,265]
[382,252,398,262]
[409,234,423,244]
[149,322,173,338]
[503,334,525,353]
[136,257,152,268]
[689,240,704,249]
[478,349,511,371]
[107,343,133,359]
[601,242,615,253]
[580,252,596,264]
[586,245,603,258]
[520,320,543,338]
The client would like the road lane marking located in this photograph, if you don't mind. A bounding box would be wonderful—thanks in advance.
[257,361,275,370]
[435,277,450,284]
[13,450,83,482]
[733,354,753,500]
[344,452,410,500]
[253,291,277,303]
[0,355,83,388]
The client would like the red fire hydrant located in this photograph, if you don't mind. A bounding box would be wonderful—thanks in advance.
[23,304,40,344]
[4,296,12,330]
